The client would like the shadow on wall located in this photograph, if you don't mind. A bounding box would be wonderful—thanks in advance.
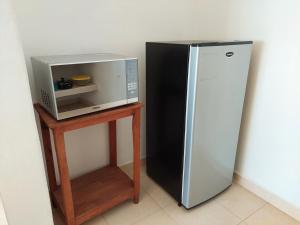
[236,41,264,168]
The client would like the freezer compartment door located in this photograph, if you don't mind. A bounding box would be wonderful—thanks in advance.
[182,44,252,208]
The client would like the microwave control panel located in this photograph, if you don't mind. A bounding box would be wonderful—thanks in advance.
[126,59,138,99]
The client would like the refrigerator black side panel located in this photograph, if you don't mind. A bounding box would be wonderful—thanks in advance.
[146,43,189,202]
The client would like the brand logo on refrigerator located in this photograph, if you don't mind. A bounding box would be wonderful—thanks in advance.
[226,52,234,57]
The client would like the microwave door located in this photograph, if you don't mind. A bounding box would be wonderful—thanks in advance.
[81,61,128,108]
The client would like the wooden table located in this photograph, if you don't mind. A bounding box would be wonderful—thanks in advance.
[34,103,143,225]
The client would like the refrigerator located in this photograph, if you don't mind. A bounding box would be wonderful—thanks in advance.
[146,40,252,208]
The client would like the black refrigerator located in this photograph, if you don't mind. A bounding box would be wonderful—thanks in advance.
[146,40,252,208]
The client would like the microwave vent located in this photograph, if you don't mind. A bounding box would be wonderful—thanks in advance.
[41,89,51,109]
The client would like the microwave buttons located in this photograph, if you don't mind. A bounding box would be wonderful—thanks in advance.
[128,82,137,91]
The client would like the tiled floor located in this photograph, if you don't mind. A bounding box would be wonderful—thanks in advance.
[53,162,300,225]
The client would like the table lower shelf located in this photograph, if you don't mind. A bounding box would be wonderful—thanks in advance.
[53,166,134,225]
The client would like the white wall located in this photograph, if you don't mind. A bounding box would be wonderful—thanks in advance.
[223,0,300,220]
[11,0,232,179]
[0,0,53,224]
[0,196,8,225]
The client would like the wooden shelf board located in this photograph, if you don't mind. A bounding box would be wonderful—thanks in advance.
[55,83,97,98]
[53,166,134,224]
[34,102,143,130]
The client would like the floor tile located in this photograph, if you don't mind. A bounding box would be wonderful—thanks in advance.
[120,160,146,179]
[102,194,160,225]
[54,162,299,225]
[52,208,108,225]
[164,200,241,225]
[140,173,155,189]
[83,216,107,225]
[245,204,300,225]
[147,184,177,208]
[216,184,266,219]
[141,175,177,208]
[133,211,178,225]
[124,162,176,208]
[120,163,134,178]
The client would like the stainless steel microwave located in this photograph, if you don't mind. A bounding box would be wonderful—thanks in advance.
[32,53,139,120]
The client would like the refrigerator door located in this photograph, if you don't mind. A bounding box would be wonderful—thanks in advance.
[182,44,252,208]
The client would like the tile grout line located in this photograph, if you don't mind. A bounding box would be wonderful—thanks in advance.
[128,210,159,225]
[143,183,181,225]
[161,206,182,225]
[215,194,268,224]
[141,172,177,209]
[105,166,298,225]
[102,195,161,225]
[129,208,180,225]
[130,188,163,225]
[236,202,268,224]
[128,195,164,225]
[119,164,164,225]
[215,203,242,225]
[145,184,174,209]
[139,174,181,225]
[239,202,268,223]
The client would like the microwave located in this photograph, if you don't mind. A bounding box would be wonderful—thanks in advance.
[32,53,139,120]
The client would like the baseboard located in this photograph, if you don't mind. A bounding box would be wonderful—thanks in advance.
[118,154,146,167]
[234,171,300,222]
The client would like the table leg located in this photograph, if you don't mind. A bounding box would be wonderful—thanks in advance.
[40,119,57,207]
[53,129,75,225]
[132,109,141,203]
[109,120,117,167]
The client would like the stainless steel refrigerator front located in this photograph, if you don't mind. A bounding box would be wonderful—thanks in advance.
[146,41,252,209]
[182,44,252,208]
